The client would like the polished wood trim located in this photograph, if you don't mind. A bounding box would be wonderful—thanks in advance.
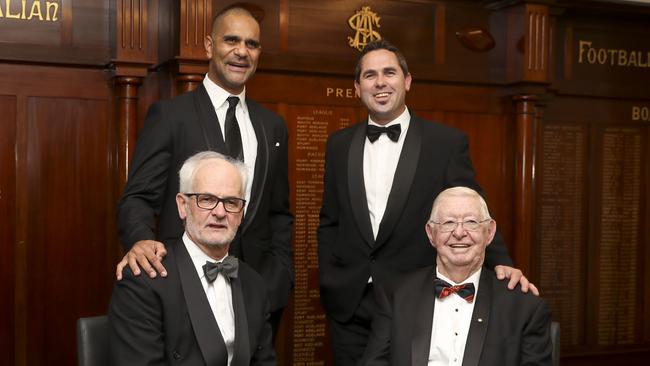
[525,4,549,81]
[176,73,203,94]
[115,76,143,190]
[279,0,289,52]
[14,94,28,366]
[0,95,16,366]
[61,0,73,45]
[513,94,538,275]
[564,26,574,81]
[114,0,153,77]
[178,0,212,60]
[117,0,148,59]
[435,3,446,65]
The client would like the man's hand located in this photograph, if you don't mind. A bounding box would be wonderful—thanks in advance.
[116,240,168,280]
[494,265,540,296]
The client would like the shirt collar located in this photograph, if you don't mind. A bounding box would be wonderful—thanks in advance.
[367,107,411,129]
[182,232,229,281]
[202,74,248,112]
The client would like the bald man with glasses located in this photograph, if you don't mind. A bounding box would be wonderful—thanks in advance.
[361,187,552,366]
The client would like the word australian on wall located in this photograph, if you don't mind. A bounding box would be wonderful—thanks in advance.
[0,0,60,21]
[578,40,650,68]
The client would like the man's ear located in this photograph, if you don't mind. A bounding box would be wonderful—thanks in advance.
[425,222,437,249]
[176,193,188,220]
[204,35,214,59]
[486,219,497,246]
[404,73,412,92]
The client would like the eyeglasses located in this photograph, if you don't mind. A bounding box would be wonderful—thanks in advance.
[428,219,491,232]
[184,193,246,213]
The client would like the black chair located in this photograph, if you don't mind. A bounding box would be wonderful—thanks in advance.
[550,321,560,366]
[76,315,108,366]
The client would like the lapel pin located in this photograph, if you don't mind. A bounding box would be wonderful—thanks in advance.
[275,142,280,146]
[477,318,483,323]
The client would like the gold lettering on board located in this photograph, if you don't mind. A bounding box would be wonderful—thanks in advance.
[578,40,650,68]
[632,106,650,121]
[347,6,381,51]
[0,0,59,22]
[326,87,359,99]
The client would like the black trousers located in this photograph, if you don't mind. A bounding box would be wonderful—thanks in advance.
[328,283,379,366]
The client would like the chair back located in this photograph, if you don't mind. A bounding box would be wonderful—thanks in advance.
[76,315,108,366]
[550,321,560,366]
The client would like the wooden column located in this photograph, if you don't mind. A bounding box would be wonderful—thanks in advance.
[115,77,143,187]
[512,95,538,275]
[113,0,155,189]
[176,0,212,94]
[503,2,550,83]
[495,1,551,274]
[176,72,205,94]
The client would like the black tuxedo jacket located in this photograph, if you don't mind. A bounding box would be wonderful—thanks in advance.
[109,239,276,366]
[318,116,513,322]
[362,266,552,366]
[117,85,293,311]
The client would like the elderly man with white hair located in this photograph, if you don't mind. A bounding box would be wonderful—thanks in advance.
[110,151,275,366]
[362,186,552,366]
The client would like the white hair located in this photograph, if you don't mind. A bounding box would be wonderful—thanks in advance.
[178,151,248,197]
[429,186,491,221]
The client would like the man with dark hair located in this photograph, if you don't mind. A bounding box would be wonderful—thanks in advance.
[361,187,552,366]
[115,6,293,335]
[318,39,538,365]
[110,151,276,365]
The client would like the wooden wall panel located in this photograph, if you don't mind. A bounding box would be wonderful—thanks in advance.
[417,110,515,249]
[23,97,114,365]
[0,95,17,366]
[541,95,650,362]
[0,64,120,366]
[0,1,110,65]
[553,16,650,98]
[537,121,588,347]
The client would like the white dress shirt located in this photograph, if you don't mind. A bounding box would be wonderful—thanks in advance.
[363,108,411,239]
[183,232,235,365]
[428,268,482,366]
[203,76,257,207]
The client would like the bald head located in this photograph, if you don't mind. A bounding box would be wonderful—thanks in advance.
[211,5,259,35]
[429,187,491,223]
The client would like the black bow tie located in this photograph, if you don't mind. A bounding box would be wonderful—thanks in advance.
[203,256,239,282]
[434,278,475,303]
[366,124,401,143]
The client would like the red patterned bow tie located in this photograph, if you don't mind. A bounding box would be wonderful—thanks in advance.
[434,278,475,303]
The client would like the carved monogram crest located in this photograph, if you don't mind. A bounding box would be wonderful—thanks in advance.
[347,6,382,51]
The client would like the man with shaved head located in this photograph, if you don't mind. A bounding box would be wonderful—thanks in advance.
[116,5,293,336]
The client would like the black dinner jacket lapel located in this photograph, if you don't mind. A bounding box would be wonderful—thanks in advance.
[229,276,252,366]
[347,117,422,248]
[174,241,229,366]
[461,269,492,366]
[347,123,374,247]
[192,84,228,152]
[375,116,421,247]
[192,89,268,234]
[410,267,436,366]
[240,99,269,234]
